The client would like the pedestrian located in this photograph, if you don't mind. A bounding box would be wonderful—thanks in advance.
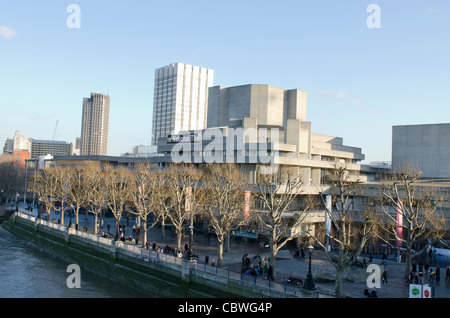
[446,266,450,283]
[414,273,419,284]
[424,262,430,275]
[267,264,274,281]
[382,268,388,284]
[429,269,435,283]
[406,272,412,284]
[436,265,440,282]
[152,241,156,251]
[411,261,417,273]
[107,223,111,233]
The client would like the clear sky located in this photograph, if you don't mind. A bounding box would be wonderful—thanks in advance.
[1,0,449,163]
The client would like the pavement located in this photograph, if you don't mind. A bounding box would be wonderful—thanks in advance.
[16,202,450,299]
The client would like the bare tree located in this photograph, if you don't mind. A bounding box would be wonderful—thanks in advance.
[203,164,248,267]
[65,166,90,229]
[51,167,72,226]
[127,164,161,247]
[84,163,107,235]
[165,164,204,253]
[313,163,377,297]
[29,168,58,219]
[103,165,132,239]
[253,166,309,280]
[0,155,24,206]
[380,165,447,278]
[153,170,174,240]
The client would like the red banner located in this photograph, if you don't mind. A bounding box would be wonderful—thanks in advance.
[394,200,403,247]
[244,191,251,220]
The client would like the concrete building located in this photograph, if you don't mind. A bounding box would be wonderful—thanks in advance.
[392,123,450,178]
[12,129,32,153]
[157,84,372,187]
[80,93,110,156]
[151,63,214,145]
[122,145,162,158]
[2,138,13,154]
[30,140,73,159]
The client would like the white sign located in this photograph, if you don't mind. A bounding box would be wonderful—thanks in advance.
[409,284,432,298]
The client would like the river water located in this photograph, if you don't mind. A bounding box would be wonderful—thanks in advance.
[0,226,149,298]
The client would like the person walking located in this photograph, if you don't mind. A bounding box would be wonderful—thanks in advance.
[267,265,274,281]
[445,266,450,283]
[382,268,388,285]
[435,265,440,282]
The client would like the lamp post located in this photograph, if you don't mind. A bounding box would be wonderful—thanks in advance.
[304,245,315,290]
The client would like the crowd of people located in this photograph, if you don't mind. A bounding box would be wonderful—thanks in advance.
[406,261,450,284]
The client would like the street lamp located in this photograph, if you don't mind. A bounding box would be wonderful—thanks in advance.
[303,245,315,290]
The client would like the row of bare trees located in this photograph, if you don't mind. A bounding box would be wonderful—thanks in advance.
[0,155,25,206]
[311,164,448,296]
[28,161,448,297]
[29,163,251,265]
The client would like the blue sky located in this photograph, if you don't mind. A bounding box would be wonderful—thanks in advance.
[1,0,449,163]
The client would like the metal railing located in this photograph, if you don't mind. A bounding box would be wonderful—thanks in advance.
[13,211,317,298]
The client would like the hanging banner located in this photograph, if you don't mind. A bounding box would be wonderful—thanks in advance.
[394,200,404,247]
[244,191,251,220]
[325,195,332,237]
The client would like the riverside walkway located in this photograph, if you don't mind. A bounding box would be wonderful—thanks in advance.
[14,203,450,298]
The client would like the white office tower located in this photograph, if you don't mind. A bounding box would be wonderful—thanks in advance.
[151,63,214,145]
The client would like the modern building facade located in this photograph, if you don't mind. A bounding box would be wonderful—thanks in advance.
[151,63,214,145]
[80,92,110,156]
[392,123,450,178]
[30,140,73,159]
[12,129,32,153]
[157,84,371,187]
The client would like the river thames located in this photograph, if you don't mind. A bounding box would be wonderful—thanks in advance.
[0,226,149,298]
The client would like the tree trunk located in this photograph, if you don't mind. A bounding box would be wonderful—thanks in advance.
[269,233,277,280]
[59,205,64,226]
[404,243,414,278]
[225,232,231,252]
[75,210,79,228]
[334,268,343,297]
[177,230,182,252]
[94,214,98,235]
[218,239,224,267]
[161,217,166,239]
[142,217,148,248]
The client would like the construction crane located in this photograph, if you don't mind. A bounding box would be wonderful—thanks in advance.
[53,120,59,141]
